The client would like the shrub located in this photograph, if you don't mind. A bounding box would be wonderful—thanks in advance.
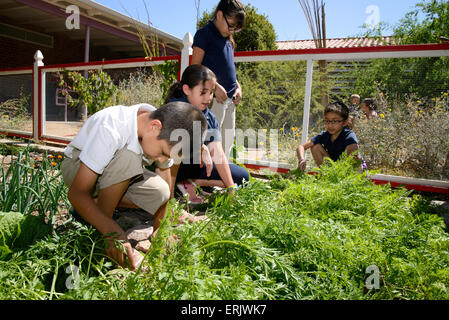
[355,92,449,180]
[110,69,163,107]
[57,69,117,117]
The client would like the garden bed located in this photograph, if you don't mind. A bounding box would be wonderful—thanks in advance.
[1,149,449,300]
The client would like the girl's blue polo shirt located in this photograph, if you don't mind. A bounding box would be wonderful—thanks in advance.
[169,96,222,144]
[311,127,359,161]
[193,21,237,99]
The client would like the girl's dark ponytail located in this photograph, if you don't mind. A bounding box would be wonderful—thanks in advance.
[165,82,183,104]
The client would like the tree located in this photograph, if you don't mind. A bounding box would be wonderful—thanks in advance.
[345,0,449,104]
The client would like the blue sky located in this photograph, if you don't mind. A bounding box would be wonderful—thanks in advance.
[94,0,423,41]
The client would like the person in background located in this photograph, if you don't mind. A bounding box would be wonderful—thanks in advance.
[296,102,359,171]
[348,94,360,129]
[191,0,246,159]
[166,64,249,204]
[361,98,379,120]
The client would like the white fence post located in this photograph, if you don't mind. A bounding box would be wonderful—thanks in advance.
[33,50,44,142]
[301,58,314,144]
[181,32,193,76]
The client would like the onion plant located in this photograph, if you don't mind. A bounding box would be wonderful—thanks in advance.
[0,145,69,227]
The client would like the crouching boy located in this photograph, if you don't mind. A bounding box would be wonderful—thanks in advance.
[296,102,359,171]
[62,102,206,270]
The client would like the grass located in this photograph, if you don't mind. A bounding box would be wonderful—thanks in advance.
[1,150,448,300]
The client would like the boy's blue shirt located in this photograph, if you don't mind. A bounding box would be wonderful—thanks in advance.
[169,95,221,144]
[193,21,237,99]
[311,127,359,161]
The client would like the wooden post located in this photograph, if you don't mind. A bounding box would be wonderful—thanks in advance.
[180,32,193,77]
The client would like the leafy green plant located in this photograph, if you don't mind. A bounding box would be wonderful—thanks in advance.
[57,69,117,117]
[0,211,51,260]
[0,156,448,300]
[0,146,69,227]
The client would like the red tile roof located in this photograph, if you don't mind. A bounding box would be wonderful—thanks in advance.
[276,36,394,50]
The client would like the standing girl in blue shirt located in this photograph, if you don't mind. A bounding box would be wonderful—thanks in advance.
[191,0,246,159]
[166,64,249,203]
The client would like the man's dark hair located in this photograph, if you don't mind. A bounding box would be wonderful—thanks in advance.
[150,102,207,147]
[324,102,350,120]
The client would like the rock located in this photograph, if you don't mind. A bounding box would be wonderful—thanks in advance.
[1,155,11,165]
[125,224,153,242]
[133,249,144,268]
[135,240,152,253]
[431,200,449,228]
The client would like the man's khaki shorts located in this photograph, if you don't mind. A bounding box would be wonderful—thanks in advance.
[62,147,170,215]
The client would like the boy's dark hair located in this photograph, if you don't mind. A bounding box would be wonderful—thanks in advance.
[213,0,246,48]
[165,65,216,104]
[324,102,350,120]
[150,102,207,148]
[362,98,376,111]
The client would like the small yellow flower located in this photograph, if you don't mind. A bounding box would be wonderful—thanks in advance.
[444,92,448,96]
[379,113,385,119]
[51,161,57,166]
[57,155,63,160]
[417,100,422,104]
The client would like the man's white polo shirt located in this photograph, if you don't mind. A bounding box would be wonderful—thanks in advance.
[64,103,172,174]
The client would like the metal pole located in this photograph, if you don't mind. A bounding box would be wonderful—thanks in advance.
[82,24,91,120]
[33,50,44,142]
[301,58,314,144]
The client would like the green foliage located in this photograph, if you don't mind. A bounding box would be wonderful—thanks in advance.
[355,92,449,180]
[0,146,69,227]
[344,0,449,103]
[111,69,164,107]
[0,211,51,260]
[236,60,337,130]
[0,211,23,259]
[1,157,448,299]
[393,0,449,44]
[156,60,180,104]
[57,69,117,116]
